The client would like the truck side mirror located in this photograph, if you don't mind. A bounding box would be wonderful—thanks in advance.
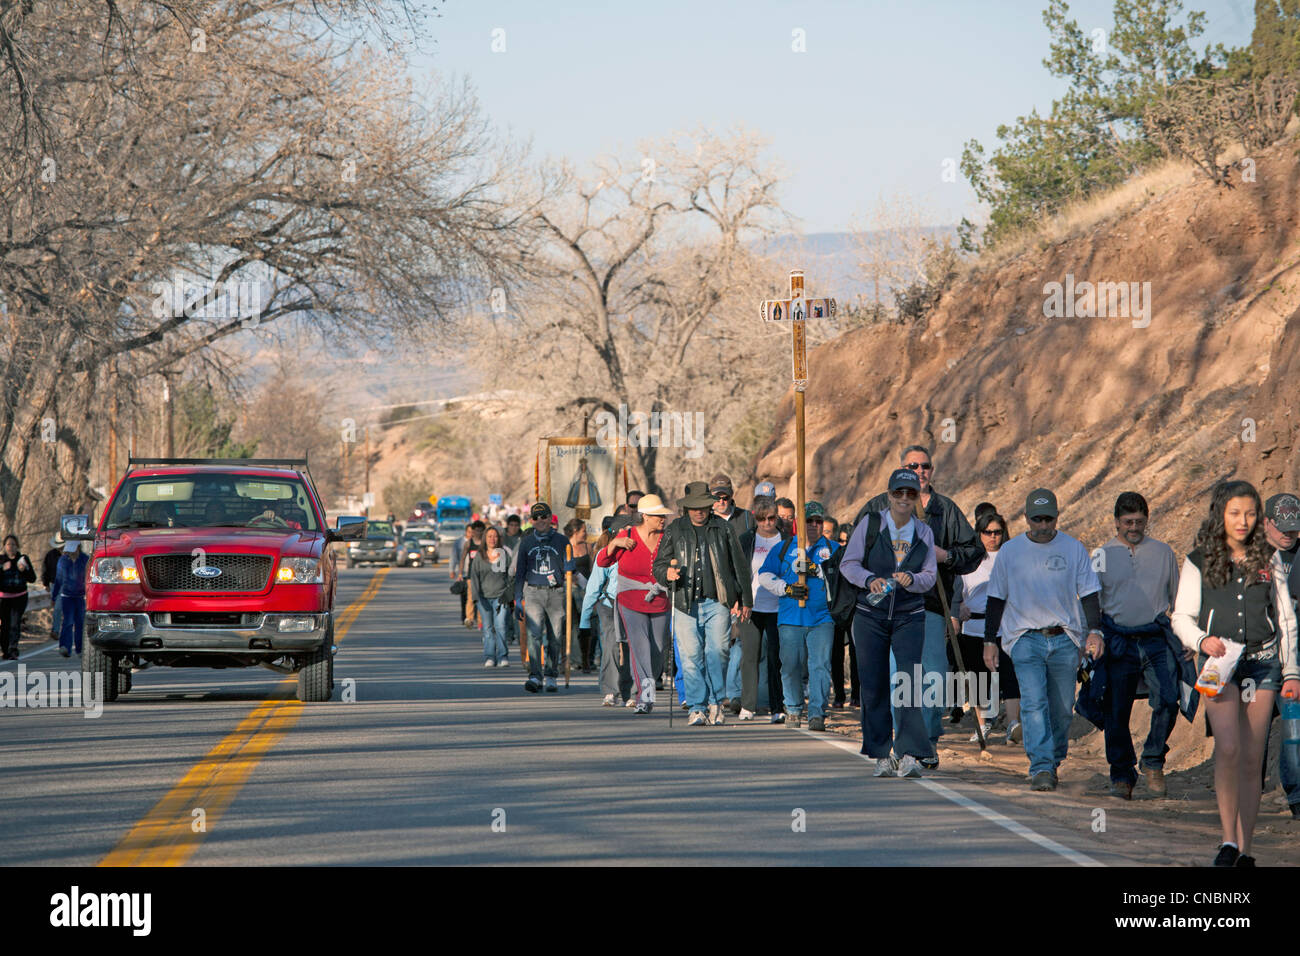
[60,514,94,541]
[329,516,366,542]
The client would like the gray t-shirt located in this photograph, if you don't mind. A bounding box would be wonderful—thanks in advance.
[986,531,1101,651]
[1094,535,1179,627]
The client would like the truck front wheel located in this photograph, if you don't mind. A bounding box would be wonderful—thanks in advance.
[297,644,332,702]
[85,644,120,703]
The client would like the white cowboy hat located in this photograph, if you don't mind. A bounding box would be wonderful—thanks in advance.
[635,494,674,516]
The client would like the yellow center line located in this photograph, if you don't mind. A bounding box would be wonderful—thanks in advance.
[99,568,389,867]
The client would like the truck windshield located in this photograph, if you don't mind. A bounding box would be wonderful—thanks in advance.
[104,474,320,531]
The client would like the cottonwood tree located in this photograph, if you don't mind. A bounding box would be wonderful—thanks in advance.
[468,130,803,497]
[0,0,530,535]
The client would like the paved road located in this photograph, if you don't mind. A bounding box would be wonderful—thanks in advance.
[0,566,1130,866]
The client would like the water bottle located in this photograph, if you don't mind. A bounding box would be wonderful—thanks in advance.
[1282,696,1300,784]
[864,577,897,607]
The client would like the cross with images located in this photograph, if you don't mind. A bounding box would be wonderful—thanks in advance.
[759,270,837,606]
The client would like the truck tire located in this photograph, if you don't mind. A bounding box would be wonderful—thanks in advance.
[84,644,120,703]
[297,644,331,702]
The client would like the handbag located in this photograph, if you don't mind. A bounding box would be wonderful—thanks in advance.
[450,579,466,596]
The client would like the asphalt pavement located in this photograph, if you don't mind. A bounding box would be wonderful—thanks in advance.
[0,566,1132,866]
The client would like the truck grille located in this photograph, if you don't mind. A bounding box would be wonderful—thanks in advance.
[142,554,273,592]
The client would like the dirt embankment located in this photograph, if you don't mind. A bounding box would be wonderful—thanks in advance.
[757,139,1300,548]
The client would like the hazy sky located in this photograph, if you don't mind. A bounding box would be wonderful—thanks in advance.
[411,0,1254,233]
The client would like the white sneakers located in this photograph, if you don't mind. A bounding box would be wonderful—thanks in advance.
[687,711,707,726]
[873,755,924,778]
[707,704,725,725]
[483,660,495,668]
[601,694,616,706]
[770,712,786,724]
[738,708,756,721]
[896,755,923,778]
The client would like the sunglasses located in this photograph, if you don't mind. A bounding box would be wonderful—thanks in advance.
[981,528,1006,536]
[903,462,933,471]
[757,515,778,522]
[890,488,919,498]
[714,493,732,501]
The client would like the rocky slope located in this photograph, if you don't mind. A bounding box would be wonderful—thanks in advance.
[757,138,1300,549]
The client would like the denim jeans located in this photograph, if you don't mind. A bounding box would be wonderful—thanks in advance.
[673,599,732,713]
[779,621,834,719]
[58,594,85,654]
[1102,632,1179,784]
[1008,629,1080,777]
[523,585,565,680]
[477,597,510,664]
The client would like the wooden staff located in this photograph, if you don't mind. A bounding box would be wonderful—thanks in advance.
[565,544,573,688]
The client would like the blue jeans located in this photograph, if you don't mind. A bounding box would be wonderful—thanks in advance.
[478,597,510,664]
[59,594,85,654]
[854,608,931,760]
[779,622,834,719]
[673,599,731,712]
[1102,632,1179,784]
[1009,630,1080,777]
[1279,697,1300,808]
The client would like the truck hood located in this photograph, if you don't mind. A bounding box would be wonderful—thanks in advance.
[96,527,322,559]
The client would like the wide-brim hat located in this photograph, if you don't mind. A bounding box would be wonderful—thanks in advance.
[636,494,674,516]
[678,481,718,509]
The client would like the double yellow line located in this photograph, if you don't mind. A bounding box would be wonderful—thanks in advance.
[99,569,388,867]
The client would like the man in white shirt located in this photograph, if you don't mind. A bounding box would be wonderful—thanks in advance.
[1094,491,1181,800]
[982,488,1104,792]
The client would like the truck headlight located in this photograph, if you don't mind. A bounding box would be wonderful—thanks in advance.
[91,557,140,584]
[277,616,317,632]
[384,539,395,548]
[275,557,322,584]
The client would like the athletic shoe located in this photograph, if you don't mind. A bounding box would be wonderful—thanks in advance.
[524,677,541,693]
[1006,721,1022,744]
[1213,844,1240,867]
[624,697,637,708]
[497,659,508,668]
[770,712,786,724]
[1029,771,1057,791]
[897,755,923,778]
[708,703,725,725]
[687,711,707,726]
[59,648,70,658]
[786,712,802,729]
[484,660,495,668]
[680,701,690,710]
[738,708,755,721]
[873,756,898,777]
[1109,780,1134,800]
[1236,854,1256,867]
[602,694,616,706]
[634,702,651,714]
[544,676,558,693]
[807,716,826,732]
[920,756,939,770]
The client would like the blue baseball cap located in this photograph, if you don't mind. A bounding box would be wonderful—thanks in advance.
[888,468,922,493]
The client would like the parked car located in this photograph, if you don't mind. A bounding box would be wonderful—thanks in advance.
[61,457,364,703]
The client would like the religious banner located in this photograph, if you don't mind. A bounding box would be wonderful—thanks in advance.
[542,437,616,536]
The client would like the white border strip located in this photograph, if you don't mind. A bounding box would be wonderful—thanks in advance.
[798,729,1103,867]
[0,642,61,668]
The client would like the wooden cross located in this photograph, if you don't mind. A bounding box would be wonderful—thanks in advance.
[759,270,837,606]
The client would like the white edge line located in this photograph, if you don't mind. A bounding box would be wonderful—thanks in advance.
[0,642,62,668]
[796,728,1104,867]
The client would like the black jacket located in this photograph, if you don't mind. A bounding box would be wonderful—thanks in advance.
[653,515,752,612]
[854,485,983,614]
[0,553,36,594]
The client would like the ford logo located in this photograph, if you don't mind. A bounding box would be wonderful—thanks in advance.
[193,566,223,579]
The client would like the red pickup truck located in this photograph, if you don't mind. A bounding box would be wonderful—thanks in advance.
[61,458,365,702]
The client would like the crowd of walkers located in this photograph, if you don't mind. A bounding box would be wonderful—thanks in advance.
[453,446,1300,868]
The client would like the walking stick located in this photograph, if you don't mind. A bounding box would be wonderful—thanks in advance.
[668,559,678,729]
[935,581,990,757]
[519,600,529,666]
[565,544,573,689]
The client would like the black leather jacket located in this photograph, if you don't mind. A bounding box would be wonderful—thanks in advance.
[653,515,752,612]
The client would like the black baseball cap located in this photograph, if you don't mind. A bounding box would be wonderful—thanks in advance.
[1265,493,1300,532]
[1024,488,1059,519]
[530,502,552,522]
[805,501,826,518]
[888,468,922,492]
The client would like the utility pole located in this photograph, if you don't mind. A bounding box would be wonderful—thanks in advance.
[363,426,371,517]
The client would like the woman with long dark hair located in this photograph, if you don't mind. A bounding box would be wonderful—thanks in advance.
[469,526,513,668]
[1172,480,1300,866]
[0,535,37,659]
